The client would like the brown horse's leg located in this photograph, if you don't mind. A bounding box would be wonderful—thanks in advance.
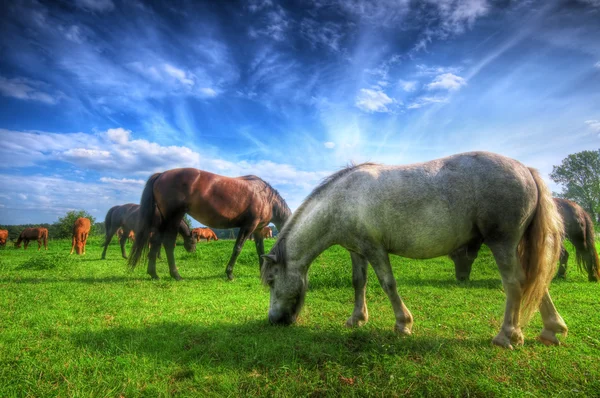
[83,233,88,255]
[367,246,413,335]
[70,236,76,255]
[225,226,256,280]
[120,229,130,259]
[253,231,265,270]
[346,251,369,327]
[556,245,568,278]
[162,227,181,280]
[101,225,119,259]
[450,238,483,282]
[24,240,29,250]
[147,231,162,279]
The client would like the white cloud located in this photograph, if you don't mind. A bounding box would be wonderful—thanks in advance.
[199,87,218,97]
[74,0,115,12]
[100,177,145,185]
[0,76,62,104]
[355,88,395,113]
[407,96,449,109]
[300,19,345,52]
[595,61,600,69]
[18,193,28,200]
[585,120,600,133]
[164,64,195,87]
[105,128,131,145]
[324,142,336,149]
[64,25,85,43]
[427,73,467,91]
[399,80,418,92]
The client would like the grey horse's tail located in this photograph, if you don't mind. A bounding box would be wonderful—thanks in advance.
[578,211,600,281]
[128,173,162,269]
[518,168,564,322]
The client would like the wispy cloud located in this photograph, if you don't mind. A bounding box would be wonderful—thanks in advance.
[74,0,115,13]
[407,95,449,109]
[355,88,396,113]
[585,120,600,133]
[398,80,418,92]
[0,76,63,104]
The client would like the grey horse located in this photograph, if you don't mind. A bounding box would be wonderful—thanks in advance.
[261,152,567,349]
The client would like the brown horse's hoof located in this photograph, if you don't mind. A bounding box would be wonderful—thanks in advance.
[149,274,160,280]
[226,272,234,281]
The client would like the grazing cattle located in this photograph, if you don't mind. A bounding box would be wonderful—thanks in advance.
[15,227,48,251]
[102,204,196,260]
[261,226,273,239]
[261,152,566,348]
[70,217,91,255]
[129,168,291,280]
[192,227,218,242]
[0,229,8,246]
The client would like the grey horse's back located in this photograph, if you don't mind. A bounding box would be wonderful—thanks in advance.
[329,152,539,258]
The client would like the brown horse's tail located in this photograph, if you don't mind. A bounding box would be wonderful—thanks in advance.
[42,229,48,248]
[578,211,600,281]
[518,168,564,322]
[129,173,162,269]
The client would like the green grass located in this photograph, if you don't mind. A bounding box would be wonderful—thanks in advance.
[0,237,598,397]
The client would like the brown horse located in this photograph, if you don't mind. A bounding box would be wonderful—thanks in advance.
[192,227,218,242]
[129,168,291,280]
[261,226,273,239]
[15,227,48,250]
[102,203,196,259]
[452,198,600,283]
[0,229,8,246]
[70,217,91,255]
[555,198,600,282]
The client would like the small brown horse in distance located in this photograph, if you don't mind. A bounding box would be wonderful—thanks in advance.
[192,227,218,242]
[555,198,600,282]
[14,227,48,250]
[261,226,273,239]
[452,197,600,282]
[129,168,291,280]
[70,217,91,255]
[102,203,196,259]
[0,229,8,246]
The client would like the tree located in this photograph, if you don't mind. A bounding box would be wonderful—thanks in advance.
[183,214,193,230]
[550,150,600,221]
[55,210,96,239]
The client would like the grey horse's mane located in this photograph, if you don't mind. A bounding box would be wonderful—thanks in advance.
[261,162,377,281]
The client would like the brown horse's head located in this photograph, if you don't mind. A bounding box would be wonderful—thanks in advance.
[75,239,85,255]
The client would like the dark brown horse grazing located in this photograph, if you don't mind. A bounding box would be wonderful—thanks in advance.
[452,198,600,283]
[192,227,218,242]
[15,227,48,250]
[117,228,135,243]
[102,203,196,259]
[261,226,273,239]
[129,168,291,280]
[555,198,599,282]
[70,217,91,255]
[0,229,8,246]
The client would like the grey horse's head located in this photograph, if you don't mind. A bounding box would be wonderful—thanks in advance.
[261,251,307,325]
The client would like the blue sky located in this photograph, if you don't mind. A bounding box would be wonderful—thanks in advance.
[0,0,599,226]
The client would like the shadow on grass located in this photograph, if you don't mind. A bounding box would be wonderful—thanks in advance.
[71,320,494,372]
[0,274,233,284]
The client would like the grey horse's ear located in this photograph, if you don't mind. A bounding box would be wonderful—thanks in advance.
[261,253,278,264]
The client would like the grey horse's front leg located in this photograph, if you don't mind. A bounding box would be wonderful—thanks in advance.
[367,247,413,335]
[346,251,369,327]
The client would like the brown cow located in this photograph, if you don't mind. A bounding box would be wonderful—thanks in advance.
[70,217,92,255]
[261,226,273,239]
[192,227,218,242]
[0,229,8,246]
[15,227,48,250]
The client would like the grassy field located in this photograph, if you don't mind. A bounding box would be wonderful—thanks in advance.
[0,236,599,397]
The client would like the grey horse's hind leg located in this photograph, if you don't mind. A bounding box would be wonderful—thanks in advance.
[346,251,369,327]
[488,241,525,349]
[538,290,568,345]
[367,247,413,335]
[556,245,568,278]
[450,238,483,282]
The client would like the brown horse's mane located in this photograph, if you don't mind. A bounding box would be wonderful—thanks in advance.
[262,162,377,279]
[238,175,291,222]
